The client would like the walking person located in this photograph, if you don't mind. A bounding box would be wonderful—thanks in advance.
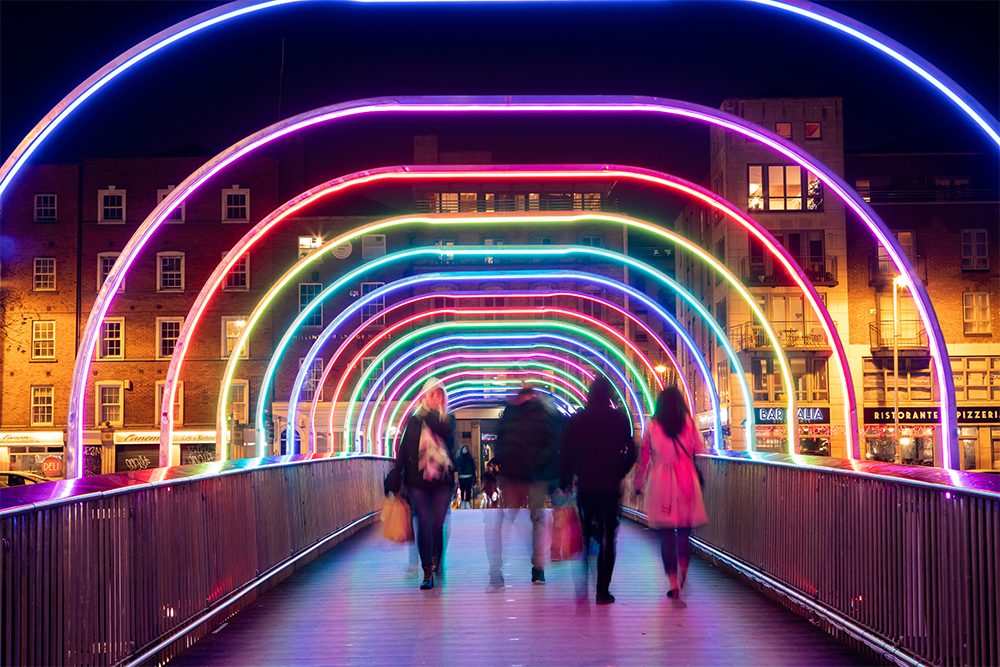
[634,386,708,602]
[487,386,560,587]
[386,377,456,590]
[559,377,636,604]
[455,445,477,509]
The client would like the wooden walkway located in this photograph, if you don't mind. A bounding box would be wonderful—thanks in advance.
[172,510,869,666]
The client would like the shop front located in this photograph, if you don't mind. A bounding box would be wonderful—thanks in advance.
[113,430,217,472]
[0,431,66,479]
[753,406,831,455]
[863,406,1000,469]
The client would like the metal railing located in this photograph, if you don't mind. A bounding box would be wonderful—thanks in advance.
[730,320,830,351]
[740,255,839,286]
[869,320,928,349]
[622,453,1000,666]
[869,256,929,286]
[414,197,618,214]
[1,455,392,666]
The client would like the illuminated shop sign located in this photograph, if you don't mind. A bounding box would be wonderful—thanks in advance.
[0,431,65,445]
[755,407,830,425]
[863,407,1000,425]
[113,430,214,445]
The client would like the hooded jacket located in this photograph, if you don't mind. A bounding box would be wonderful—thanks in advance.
[493,395,560,482]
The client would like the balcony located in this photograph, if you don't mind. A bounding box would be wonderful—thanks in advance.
[415,196,619,214]
[868,320,928,354]
[740,256,838,287]
[868,255,928,287]
[729,321,830,353]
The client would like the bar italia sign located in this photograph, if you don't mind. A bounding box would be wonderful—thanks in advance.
[755,407,830,424]
[864,407,1000,425]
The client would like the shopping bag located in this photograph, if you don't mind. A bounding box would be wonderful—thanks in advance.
[382,494,414,543]
[550,504,583,561]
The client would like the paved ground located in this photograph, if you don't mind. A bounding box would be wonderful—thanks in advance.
[172,510,871,666]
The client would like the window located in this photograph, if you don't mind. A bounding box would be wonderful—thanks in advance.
[436,238,456,263]
[222,186,249,222]
[98,187,125,223]
[223,253,249,290]
[360,357,386,394]
[361,282,386,326]
[804,122,822,140]
[156,318,183,359]
[459,192,478,212]
[753,357,829,403]
[862,357,933,403]
[934,177,970,201]
[299,283,323,327]
[361,234,387,260]
[33,194,57,222]
[438,192,459,212]
[156,252,185,292]
[229,380,249,424]
[963,292,991,335]
[483,237,504,264]
[775,122,792,139]
[715,361,730,405]
[31,386,54,426]
[96,382,124,427]
[854,178,872,203]
[222,316,249,358]
[155,381,184,426]
[951,357,1000,402]
[748,164,823,211]
[32,257,56,291]
[581,235,602,248]
[157,186,184,222]
[298,236,322,259]
[97,252,125,292]
[961,229,989,270]
[99,318,124,359]
[31,321,55,359]
[300,357,325,402]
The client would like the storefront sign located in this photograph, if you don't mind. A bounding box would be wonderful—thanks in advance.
[40,456,64,477]
[755,407,830,424]
[113,430,215,445]
[864,407,1000,425]
[0,431,64,445]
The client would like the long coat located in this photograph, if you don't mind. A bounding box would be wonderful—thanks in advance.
[634,417,708,529]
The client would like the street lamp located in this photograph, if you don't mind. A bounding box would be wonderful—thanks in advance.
[892,274,906,464]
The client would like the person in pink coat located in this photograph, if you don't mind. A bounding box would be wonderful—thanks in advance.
[634,386,708,601]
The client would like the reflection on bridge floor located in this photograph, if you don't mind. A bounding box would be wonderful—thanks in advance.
[172,510,866,666]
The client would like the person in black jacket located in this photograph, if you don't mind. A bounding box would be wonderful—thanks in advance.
[386,377,456,590]
[454,445,477,509]
[560,377,637,604]
[487,385,560,587]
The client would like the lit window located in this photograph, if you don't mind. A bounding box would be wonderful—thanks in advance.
[34,194,57,222]
[222,316,249,358]
[157,252,185,291]
[961,229,989,270]
[31,386,54,426]
[157,186,184,222]
[97,252,125,292]
[99,318,124,359]
[98,187,125,223]
[222,186,249,222]
[299,283,323,327]
[951,357,1000,402]
[229,380,249,424]
[854,178,872,203]
[963,292,991,335]
[804,122,822,140]
[223,253,249,290]
[459,192,478,212]
[31,321,55,359]
[362,234,387,260]
[775,122,792,139]
[298,236,323,259]
[157,318,183,359]
[299,357,325,402]
[155,381,184,426]
[361,282,386,326]
[439,193,459,212]
[33,257,56,291]
[96,382,123,427]
[748,164,823,212]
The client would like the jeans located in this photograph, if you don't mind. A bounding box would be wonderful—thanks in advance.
[577,491,621,596]
[660,527,692,576]
[408,486,452,571]
[486,478,549,576]
[459,476,475,502]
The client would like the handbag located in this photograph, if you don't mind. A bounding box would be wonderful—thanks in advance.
[672,436,705,488]
[550,504,583,561]
[382,494,414,543]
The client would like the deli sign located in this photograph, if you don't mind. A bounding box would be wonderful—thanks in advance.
[755,407,830,424]
[864,406,1000,425]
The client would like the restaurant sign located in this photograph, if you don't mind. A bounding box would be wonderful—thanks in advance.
[755,407,830,425]
[864,406,1000,425]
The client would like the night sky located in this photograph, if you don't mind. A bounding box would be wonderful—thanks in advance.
[1,0,997,181]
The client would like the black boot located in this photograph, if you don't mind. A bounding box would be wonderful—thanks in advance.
[420,567,434,590]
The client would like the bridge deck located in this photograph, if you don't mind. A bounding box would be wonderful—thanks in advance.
[172,510,867,666]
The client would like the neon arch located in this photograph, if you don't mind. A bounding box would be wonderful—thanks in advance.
[346,342,639,452]
[157,163,854,464]
[445,387,578,415]
[279,240,786,454]
[3,0,995,202]
[67,97,959,477]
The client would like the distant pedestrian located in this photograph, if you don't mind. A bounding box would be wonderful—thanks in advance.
[386,377,456,590]
[634,386,708,602]
[487,386,560,587]
[481,460,499,508]
[559,377,636,604]
[455,445,477,509]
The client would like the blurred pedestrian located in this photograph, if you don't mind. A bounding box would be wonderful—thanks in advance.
[386,377,456,590]
[634,386,708,602]
[560,377,636,604]
[487,386,560,587]
[481,459,499,508]
[455,445,477,509]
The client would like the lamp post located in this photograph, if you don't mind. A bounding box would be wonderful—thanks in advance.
[892,275,905,464]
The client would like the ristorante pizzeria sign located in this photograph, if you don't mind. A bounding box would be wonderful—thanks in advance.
[864,407,1000,425]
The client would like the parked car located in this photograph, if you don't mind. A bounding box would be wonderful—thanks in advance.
[0,471,48,488]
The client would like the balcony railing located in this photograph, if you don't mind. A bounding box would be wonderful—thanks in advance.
[869,319,928,350]
[740,256,839,287]
[730,321,829,352]
[868,255,928,286]
[415,197,618,214]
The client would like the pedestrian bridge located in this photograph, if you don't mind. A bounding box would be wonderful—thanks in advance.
[2,454,997,666]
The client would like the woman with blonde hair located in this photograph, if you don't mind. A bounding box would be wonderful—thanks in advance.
[634,386,708,601]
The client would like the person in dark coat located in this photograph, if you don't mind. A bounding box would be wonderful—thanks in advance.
[454,445,477,509]
[487,385,561,586]
[386,377,455,590]
[560,377,637,604]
